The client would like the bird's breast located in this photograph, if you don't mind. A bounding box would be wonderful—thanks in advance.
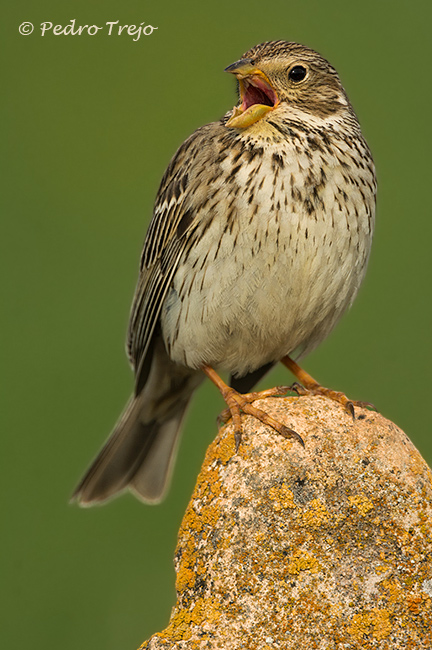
[160,130,375,376]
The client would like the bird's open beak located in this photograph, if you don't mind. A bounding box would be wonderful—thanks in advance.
[225,59,279,128]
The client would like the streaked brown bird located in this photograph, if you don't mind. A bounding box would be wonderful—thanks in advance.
[73,40,376,506]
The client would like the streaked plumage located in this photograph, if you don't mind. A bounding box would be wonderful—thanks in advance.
[73,40,376,506]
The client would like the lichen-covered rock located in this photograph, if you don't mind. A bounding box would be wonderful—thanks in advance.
[139,396,432,649]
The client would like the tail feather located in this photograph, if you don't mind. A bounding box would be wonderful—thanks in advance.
[72,336,202,506]
[129,410,189,503]
[71,397,188,506]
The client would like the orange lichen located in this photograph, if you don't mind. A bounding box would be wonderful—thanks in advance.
[175,565,196,592]
[405,593,427,615]
[302,498,331,527]
[348,608,392,640]
[287,549,321,575]
[267,483,296,511]
[154,596,222,644]
[204,431,236,467]
[382,577,404,604]
[348,493,374,516]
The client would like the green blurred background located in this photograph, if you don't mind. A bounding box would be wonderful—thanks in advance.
[2,0,431,647]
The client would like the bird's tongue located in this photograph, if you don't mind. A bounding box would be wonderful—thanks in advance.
[241,77,277,111]
[226,75,278,129]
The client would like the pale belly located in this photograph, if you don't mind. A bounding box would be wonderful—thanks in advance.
[160,190,372,377]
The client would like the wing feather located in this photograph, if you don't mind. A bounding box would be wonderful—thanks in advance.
[128,240,184,376]
[126,130,204,385]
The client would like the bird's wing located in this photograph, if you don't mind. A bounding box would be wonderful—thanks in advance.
[126,131,204,392]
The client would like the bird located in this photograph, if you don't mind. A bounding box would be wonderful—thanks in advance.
[72,40,376,506]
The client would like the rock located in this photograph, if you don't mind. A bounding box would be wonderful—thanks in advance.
[139,396,432,649]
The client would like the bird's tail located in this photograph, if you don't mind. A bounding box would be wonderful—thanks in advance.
[72,342,202,506]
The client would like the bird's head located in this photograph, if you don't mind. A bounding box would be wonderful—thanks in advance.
[225,40,352,129]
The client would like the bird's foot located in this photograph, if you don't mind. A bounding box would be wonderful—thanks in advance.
[202,366,304,451]
[282,356,376,419]
[217,384,294,428]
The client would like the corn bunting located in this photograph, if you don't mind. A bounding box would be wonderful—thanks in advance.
[73,41,376,505]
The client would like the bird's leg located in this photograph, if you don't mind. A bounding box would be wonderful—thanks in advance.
[201,365,304,450]
[281,355,376,418]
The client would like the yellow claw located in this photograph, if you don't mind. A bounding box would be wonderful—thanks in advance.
[226,104,274,128]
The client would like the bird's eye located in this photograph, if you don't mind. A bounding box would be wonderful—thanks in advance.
[288,65,307,82]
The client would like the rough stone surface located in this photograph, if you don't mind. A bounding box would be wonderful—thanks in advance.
[139,396,432,649]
